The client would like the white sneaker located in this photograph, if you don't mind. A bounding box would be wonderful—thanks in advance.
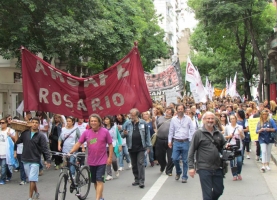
[246,155,250,159]
[266,166,271,171]
[115,171,120,177]
[19,181,26,185]
[106,175,113,181]
[118,167,124,171]
[128,163,132,169]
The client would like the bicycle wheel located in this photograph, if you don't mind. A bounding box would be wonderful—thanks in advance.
[76,166,91,200]
[55,172,68,200]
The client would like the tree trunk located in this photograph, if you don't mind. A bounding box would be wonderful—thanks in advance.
[258,58,264,101]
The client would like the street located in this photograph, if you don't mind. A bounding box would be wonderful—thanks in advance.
[1,146,277,200]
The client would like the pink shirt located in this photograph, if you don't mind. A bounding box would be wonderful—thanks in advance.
[78,127,112,166]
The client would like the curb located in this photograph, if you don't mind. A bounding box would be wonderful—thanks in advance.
[271,145,277,165]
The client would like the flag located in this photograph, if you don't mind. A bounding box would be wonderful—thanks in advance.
[229,72,237,97]
[185,57,198,83]
[16,101,24,116]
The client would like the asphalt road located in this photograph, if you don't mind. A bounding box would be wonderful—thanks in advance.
[1,146,277,200]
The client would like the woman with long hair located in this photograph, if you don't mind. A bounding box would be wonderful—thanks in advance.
[270,100,277,115]
[219,113,228,133]
[224,115,245,181]
[115,114,131,171]
[256,110,277,172]
[103,115,122,181]
[236,110,250,159]
[49,114,63,170]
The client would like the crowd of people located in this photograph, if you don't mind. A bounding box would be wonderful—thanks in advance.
[0,95,276,200]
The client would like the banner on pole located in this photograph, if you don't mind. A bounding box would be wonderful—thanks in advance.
[144,60,183,97]
[21,47,152,118]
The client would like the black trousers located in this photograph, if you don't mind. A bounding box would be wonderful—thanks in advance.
[129,151,145,185]
[155,137,174,174]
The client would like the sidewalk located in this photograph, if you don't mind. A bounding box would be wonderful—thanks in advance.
[271,143,277,165]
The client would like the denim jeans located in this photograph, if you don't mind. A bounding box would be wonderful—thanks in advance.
[198,169,224,200]
[0,158,7,181]
[68,156,76,176]
[119,146,131,167]
[230,155,243,176]
[17,154,26,182]
[172,141,189,180]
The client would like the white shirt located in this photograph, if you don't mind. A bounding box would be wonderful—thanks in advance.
[0,128,15,158]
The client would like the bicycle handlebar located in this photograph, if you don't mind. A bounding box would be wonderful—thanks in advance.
[50,151,86,157]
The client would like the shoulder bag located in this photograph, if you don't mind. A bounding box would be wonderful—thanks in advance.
[203,132,229,176]
[151,118,171,146]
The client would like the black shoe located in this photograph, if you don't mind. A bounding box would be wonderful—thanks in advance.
[139,184,145,188]
[132,182,139,186]
[175,174,180,180]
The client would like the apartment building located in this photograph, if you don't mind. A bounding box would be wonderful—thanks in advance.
[0,56,23,118]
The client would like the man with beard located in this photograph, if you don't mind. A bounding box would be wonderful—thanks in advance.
[188,112,226,200]
[168,104,196,183]
[123,108,151,188]
[155,107,174,176]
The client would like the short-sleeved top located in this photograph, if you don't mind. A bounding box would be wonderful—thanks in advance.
[224,124,243,150]
[39,119,49,142]
[0,128,16,158]
[59,127,80,153]
[78,127,112,166]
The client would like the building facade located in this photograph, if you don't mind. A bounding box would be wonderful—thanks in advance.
[0,56,23,118]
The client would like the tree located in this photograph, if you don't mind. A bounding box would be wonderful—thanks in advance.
[0,0,170,73]
[187,0,275,100]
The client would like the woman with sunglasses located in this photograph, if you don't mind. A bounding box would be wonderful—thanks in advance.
[0,118,16,184]
[256,110,277,172]
[220,113,228,132]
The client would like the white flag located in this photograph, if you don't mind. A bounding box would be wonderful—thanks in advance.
[230,72,237,97]
[185,57,198,83]
[16,100,24,116]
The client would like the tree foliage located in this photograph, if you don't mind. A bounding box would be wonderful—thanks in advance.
[0,0,170,73]
[187,0,276,99]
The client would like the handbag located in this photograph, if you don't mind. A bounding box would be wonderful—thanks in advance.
[61,128,77,149]
[152,118,171,146]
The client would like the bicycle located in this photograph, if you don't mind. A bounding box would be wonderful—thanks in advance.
[51,151,91,200]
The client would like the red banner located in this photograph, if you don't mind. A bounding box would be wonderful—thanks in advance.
[21,47,152,118]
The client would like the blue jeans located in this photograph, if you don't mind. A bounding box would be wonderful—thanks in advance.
[17,154,26,182]
[0,158,7,181]
[144,147,154,166]
[119,146,131,167]
[230,155,243,176]
[172,141,189,180]
[198,169,224,200]
[67,156,76,176]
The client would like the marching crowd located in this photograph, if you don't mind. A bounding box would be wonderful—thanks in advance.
[0,95,277,200]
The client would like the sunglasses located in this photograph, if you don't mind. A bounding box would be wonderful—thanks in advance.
[0,122,6,124]
[7,118,12,120]
[220,115,226,117]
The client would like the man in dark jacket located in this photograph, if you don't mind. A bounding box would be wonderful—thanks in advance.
[14,117,51,200]
[188,112,226,200]
[123,108,151,189]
